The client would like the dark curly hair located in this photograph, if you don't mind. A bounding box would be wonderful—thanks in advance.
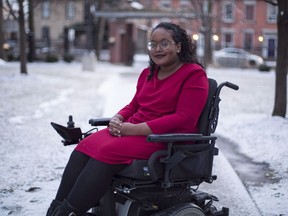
[148,22,203,80]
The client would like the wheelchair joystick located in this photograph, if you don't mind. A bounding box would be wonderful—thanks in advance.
[67,115,75,128]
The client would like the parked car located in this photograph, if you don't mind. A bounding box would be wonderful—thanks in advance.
[213,47,264,68]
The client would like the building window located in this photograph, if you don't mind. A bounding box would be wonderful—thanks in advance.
[66,0,76,20]
[179,0,191,10]
[222,31,234,47]
[159,0,171,9]
[42,0,50,19]
[266,37,276,58]
[222,2,234,23]
[244,3,255,21]
[243,31,253,51]
[42,26,50,46]
[267,4,277,23]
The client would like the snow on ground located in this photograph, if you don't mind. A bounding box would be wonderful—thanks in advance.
[0,57,288,215]
[209,67,288,215]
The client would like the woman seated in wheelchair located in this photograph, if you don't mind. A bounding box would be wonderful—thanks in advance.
[46,22,209,216]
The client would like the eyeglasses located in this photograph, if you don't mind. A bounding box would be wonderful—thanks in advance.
[147,40,176,51]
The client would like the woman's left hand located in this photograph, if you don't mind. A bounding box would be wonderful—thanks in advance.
[109,117,123,137]
[109,117,152,137]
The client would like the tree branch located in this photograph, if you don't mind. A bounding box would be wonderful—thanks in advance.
[264,0,278,6]
[5,0,19,21]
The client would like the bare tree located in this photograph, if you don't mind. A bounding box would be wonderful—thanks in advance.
[6,0,27,74]
[0,0,5,60]
[190,0,213,69]
[265,0,288,117]
[95,0,105,61]
[27,0,37,62]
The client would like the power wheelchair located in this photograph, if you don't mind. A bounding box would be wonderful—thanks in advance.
[51,78,239,216]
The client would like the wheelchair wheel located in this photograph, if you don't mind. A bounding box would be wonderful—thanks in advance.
[160,203,205,216]
[173,207,205,216]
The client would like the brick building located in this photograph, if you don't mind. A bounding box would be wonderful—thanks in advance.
[3,0,277,61]
[33,0,85,56]
[211,0,277,60]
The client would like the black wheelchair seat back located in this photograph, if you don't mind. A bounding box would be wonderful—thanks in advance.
[198,78,218,136]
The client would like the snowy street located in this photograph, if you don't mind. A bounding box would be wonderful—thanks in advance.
[0,56,287,215]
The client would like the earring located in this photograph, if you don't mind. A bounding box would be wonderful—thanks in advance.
[177,50,180,53]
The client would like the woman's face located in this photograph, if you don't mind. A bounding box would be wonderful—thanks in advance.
[148,28,181,67]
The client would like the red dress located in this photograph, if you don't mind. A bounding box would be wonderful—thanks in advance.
[75,63,208,164]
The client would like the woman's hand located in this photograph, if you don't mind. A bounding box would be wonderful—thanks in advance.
[109,116,123,137]
[108,114,152,137]
[109,121,152,138]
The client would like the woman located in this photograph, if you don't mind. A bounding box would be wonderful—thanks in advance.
[46,22,209,216]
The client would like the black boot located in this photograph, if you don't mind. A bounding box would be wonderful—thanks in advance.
[46,199,62,216]
[51,199,84,216]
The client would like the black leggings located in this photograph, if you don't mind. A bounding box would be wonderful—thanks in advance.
[55,150,127,213]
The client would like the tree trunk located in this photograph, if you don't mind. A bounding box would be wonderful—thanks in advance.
[96,17,106,60]
[85,0,94,51]
[205,0,213,66]
[18,0,27,74]
[197,0,213,69]
[95,0,105,60]
[28,0,36,62]
[203,19,212,69]
[0,0,5,60]
[272,0,288,117]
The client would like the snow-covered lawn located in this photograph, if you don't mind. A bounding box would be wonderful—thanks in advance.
[0,58,287,215]
[210,67,288,216]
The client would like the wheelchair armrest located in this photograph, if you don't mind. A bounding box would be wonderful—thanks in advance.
[89,117,111,126]
[146,133,217,143]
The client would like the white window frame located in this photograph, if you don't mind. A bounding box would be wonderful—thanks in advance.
[243,30,254,51]
[66,0,76,20]
[244,1,256,21]
[221,29,234,48]
[267,4,277,23]
[42,0,50,19]
[159,0,172,9]
[179,0,191,9]
[222,2,234,23]
[262,30,277,59]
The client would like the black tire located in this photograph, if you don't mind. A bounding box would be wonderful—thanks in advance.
[249,60,256,66]
[163,203,205,216]
[174,207,205,216]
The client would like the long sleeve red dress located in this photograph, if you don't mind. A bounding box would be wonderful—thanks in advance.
[75,63,209,164]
